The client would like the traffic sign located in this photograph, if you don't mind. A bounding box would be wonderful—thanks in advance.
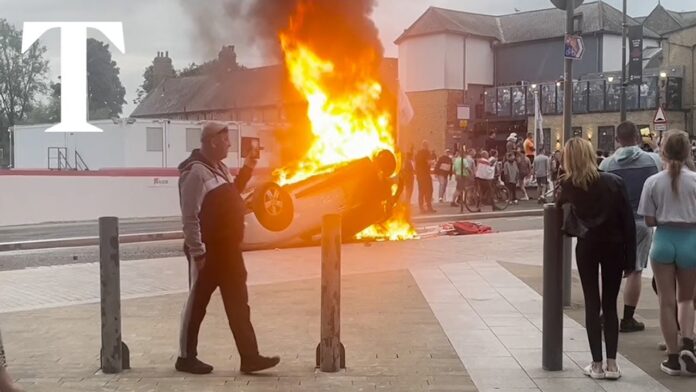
[564,34,585,60]
[653,107,667,124]
[654,123,667,132]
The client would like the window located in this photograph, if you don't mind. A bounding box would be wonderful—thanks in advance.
[639,78,657,110]
[598,126,615,154]
[484,88,497,116]
[573,13,584,34]
[666,78,682,110]
[185,128,202,152]
[146,127,163,152]
[512,87,526,117]
[541,84,557,114]
[572,81,588,114]
[588,80,605,112]
[497,87,512,117]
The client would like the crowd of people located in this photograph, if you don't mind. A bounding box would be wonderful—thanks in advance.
[401,131,557,213]
[557,122,696,379]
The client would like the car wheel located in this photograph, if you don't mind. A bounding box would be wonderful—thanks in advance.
[252,182,294,232]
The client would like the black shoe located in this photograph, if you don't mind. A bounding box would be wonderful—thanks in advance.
[240,355,280,374]
[620,318,645,333]
[680,349,696,376]
[661,355,682,376]
[175,356,214,374]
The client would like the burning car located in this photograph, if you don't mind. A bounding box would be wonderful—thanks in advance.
[240,150,400,250]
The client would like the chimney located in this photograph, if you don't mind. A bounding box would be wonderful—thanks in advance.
[216,45,240,75]
[152,50,175,87]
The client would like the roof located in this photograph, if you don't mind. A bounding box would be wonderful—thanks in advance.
[640,4,696,35]
[131,58,399,118]
[396,1,661,45]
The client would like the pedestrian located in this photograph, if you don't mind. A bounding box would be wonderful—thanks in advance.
[550,150,562,187]
[415,140,436,213]
[503,152,520,204]
[452,145,472,207]
[176,121,280,375]
[557,137,636,380]
[638,129,696,376]
[516,152,531,200]
[401,149,415,205]
[599,121,662,333]
[0,328,22,392]
[474,150,497,212]
[523,132,535,164]
[435,149,453,203]
[506,133,517,154]
[533,149,551,203]
[489,149,502,184]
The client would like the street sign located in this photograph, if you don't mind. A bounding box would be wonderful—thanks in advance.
[564,34,585,60]
[551,0,584,11]
[654,123,667,132]
[653,107,667,124]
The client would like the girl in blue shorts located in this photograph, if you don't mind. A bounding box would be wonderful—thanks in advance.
[639,129,696,376]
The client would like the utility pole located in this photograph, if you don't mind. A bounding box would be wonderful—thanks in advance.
[563,2,574,143]
[620,0,628,122]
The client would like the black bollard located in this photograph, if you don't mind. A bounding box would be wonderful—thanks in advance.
[542,205,564,371]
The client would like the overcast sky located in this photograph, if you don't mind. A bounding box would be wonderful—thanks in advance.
[0,0,691,115]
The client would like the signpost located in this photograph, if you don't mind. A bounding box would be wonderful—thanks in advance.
[653,107,668,134]
[564,35,585,60]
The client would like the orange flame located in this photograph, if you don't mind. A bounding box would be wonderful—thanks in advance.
[277,2,416,241]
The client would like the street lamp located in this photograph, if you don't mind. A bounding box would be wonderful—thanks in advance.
[608,76,615,83]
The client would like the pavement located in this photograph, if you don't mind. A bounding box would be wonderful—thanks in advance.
[1,230,693,391]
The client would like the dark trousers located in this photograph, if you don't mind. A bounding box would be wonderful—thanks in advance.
[576,239,624,362]
[180,245,259,360]
[506,182,518,201]
[417,174,433,211]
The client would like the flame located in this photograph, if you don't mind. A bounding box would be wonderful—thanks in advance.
[276,2,416,241]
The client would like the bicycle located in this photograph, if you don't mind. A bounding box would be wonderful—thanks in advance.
[462,180,510,213]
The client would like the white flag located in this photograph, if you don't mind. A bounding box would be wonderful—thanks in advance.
[398,85,415,125]
[534,91,544,152]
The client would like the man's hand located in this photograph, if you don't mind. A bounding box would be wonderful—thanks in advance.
[193,254,206,270]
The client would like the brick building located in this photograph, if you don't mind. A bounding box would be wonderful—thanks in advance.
[397,1,695,154]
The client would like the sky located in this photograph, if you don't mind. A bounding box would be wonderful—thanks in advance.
[0,0,692,116]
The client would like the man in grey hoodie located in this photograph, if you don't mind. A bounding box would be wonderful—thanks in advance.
[600,121,662,333]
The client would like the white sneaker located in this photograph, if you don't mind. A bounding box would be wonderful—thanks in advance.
[583,364,605,379]
[605,365,621,380]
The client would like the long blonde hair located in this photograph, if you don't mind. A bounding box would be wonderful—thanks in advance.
[562,137,599,191]
[661,130,695,195]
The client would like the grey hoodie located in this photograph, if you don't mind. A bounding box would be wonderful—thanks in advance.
[599,146,662,216]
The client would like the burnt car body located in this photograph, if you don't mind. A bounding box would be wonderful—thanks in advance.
[240,150,398,250]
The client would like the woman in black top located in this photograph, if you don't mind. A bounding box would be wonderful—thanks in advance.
[556,138,636,380]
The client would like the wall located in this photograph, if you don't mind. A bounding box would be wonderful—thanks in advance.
[0,172,180,226]
[399,34,448,92]
[399,89,463,154]
[495,36,601,84]
[465,37,495,87]
[526,109,686,151]
[444,34,465,90]
[602,34,662,72]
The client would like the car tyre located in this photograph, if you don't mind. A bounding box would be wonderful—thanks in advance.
[252,182,294,232]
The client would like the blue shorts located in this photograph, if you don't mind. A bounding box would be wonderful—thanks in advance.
[651,226,696,270]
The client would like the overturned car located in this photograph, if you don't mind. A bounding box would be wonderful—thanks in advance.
[241,150,399,250]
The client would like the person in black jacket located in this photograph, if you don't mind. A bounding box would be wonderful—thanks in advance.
[176,121,280,375]
[556,137,636,380]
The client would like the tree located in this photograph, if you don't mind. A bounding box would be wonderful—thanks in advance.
[0,19,49,167]
[87,38,126,120]
[133,64,154,104]
[22,81,60,124]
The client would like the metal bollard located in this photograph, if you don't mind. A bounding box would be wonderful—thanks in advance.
[99,217,130,373]
[316,214,346,372]
[562,236,572,307]
[542,205,564,371]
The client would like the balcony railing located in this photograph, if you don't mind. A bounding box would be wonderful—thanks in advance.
[483,77,683,118]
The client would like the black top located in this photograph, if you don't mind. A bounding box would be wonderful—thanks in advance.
[414,148,432,177]
[557,172,637,272]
